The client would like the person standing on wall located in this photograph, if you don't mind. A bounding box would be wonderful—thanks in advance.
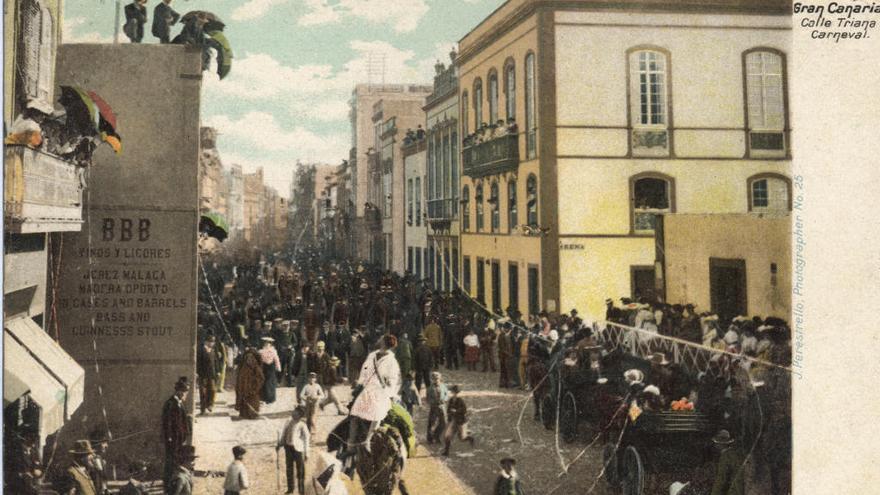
[151,0,179,44]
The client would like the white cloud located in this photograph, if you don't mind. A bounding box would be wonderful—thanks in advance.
[230,0,291,21]
[62,16,121,44]
[205,112,348,163]
[298,0,429,33]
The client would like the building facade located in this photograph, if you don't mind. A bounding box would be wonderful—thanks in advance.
[403,137,428,280]
[457,0,791,320]
[374,96,430,274]
[225,164,245,240]
[349,84,432,261]
[424,55,461,292]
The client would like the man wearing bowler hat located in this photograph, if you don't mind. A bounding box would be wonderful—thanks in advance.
[167,446,197,495]
[493,457,524,495]
[709,430,745,495]
[161,377,191,492]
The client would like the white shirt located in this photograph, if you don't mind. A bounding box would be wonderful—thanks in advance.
[282,419,311,456]
[300,383,325,402]
[223,460,249,492]
[463,334,479,347]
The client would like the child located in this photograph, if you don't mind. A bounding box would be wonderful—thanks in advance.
[223,446,249,495]
[426,372,448,444]
[278,407,310,495]
[494,457,524,495]
[442,384,475,456]
[299,372,325,432]
[401,370,421,415]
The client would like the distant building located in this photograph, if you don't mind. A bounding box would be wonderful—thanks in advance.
[424,53,460,292]
[403,134,427,280]
[349,84,432,260]
[243,167,265,243]
[225,164,245,239]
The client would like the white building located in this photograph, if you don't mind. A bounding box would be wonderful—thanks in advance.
[403,137,428,280]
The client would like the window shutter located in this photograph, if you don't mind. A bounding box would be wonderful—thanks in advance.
[19,0,42,99]
[37,5,55,104]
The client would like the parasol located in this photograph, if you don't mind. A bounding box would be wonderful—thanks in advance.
[199,211,230,242]
[59,85,100,134]
[181,10,225,29]
[206,30,233,79]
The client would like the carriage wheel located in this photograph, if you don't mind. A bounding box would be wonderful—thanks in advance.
[560,392,578,443]
[622,446,645,495]
[602,443,620,487]
[541,395,555,430]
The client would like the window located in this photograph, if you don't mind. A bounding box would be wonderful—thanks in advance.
[508,180,518,230]
[491,261,501,313]
[490,181,500,232]
[631,174,674,232]
[437,251,444,293]
[442,134,450,203]
[475,183,484,232]
[749,174,790,212]
[508,263,519,312]
[629,49,670,155]
[452,248,459,291]
[428,246,436,288]
[383,172,392,217]
[407,179,414,224]
[463,255,472,294]
[488,71,499,125]
[408,247,414,273]
[476,258,486,304]
[415,177,422,226]
[416,248,422,279]
[462,185,470,231]
[528,266,539,316]
[473,79,483,130]
[19,0,55,105]
[451,131,459,210]
[745,50,786,154]
[505,61,516,121]
[525,53,537,159]
[526,174,538,227]
[444,248,451,292]
[461,92,469,136]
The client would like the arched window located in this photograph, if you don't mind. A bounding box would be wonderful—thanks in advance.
[504,60,516,122]
[524,53,536,159]
[508,179,518,230]
[628,48,670,156]
[748,174,790,212]
[490,181,500,232]
[461,91,469,136]
[461,185,470,231]
[475,183,484,232]
[473,79,483,131]
[488,70,499,125]
[631,173,675,233]
[745,49,787,155]
[526,174,538,227]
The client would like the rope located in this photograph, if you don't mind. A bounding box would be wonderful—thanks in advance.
[198,254,234,344]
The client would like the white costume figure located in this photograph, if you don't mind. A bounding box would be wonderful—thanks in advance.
[351,349,401,422]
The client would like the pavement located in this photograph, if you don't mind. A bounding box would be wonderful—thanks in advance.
[191,368,618,495]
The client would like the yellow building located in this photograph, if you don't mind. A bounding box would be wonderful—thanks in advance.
[659,213,791,321]
[457,0,791,320]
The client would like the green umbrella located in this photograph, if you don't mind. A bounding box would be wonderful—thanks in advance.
[199,211,229,242]
[206,30,233,80]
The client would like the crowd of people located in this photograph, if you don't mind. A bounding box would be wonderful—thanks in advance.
[462,118,519,148]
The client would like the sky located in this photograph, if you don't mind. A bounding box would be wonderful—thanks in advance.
[63,0,506,197]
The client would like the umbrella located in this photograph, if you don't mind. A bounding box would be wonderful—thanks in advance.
[87,90,118,133]
[199,211,229,242]
[59,85,99,134]
[181,10,225,30]
[206,30,233,80]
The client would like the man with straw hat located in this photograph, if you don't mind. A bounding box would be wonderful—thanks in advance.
[61,440,98,495]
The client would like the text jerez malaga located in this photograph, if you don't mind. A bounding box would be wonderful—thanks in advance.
[795,2,880,41]
[59,217,186,339]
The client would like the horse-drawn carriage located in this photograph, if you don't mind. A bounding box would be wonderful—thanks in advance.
[602,409,719,495]
[538,345,652,443]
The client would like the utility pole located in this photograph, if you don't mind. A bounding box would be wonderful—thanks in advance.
[113,0,121,44]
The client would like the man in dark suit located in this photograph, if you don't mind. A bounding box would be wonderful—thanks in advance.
[151,0,179,44]
[123,0,148,43]
[161,377,191,492]
[196,336,218,414]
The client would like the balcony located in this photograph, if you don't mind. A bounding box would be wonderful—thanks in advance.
[427,198,454,221]
[462,133,519,178]
[4,146,84,233]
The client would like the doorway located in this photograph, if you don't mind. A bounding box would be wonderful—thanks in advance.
[709,258,747,321]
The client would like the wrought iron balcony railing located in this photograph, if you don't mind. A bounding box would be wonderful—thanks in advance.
[4,145,84,233]
[462,133,519,178]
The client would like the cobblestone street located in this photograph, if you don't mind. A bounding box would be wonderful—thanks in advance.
[192,368,617,494]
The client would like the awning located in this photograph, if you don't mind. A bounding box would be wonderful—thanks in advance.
[4,317,85,432]
[4,371,30,407]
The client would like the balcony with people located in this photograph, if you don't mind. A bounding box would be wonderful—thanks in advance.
[462,118,519,178]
